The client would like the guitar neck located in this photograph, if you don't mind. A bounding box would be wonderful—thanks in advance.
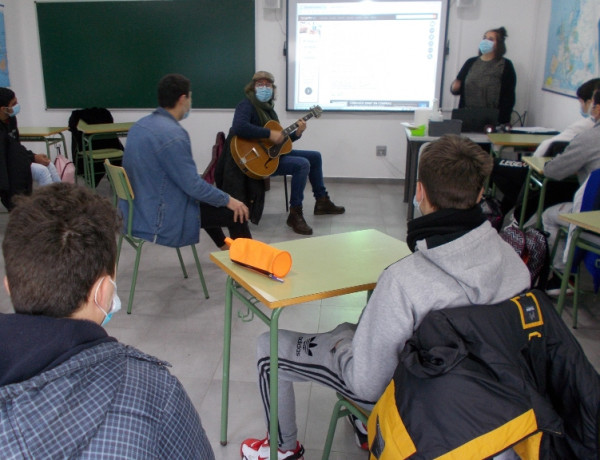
[282,112,315,137]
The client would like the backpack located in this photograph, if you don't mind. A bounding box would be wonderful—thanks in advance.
[202,131,226,185]
[54,154,75,183]
[500,224,549,288]
[480,195,503,231]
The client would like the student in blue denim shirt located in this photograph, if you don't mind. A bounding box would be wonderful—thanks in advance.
[121,73,250,249]
[0,183,214,459]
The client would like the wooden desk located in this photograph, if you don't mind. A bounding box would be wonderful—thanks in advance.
[19,126,68,160]
[487,133,555,148]
[404,128,490,220]
[556,211,600,325]
[211,229,411,458]
[519,157,551,229]
[77,121,133,190]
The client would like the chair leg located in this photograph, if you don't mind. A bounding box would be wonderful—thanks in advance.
[127,242,144,314]
[116,234,124,271]
[322,397,348,460]
[176,247,189,279]
[322,393,369,460]
[284,175,289,212]
[191,244,210,299]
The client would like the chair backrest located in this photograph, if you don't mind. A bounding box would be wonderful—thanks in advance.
[104,159,135,236]
[581,169,600,213]
[69,107,122,150]
[202,131,226,185]
[451,107,499,133]
[544,140,570,157]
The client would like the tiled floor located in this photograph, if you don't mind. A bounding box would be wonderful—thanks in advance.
[0,177,598,459]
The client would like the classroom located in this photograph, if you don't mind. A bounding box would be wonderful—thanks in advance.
[0,0,599,459]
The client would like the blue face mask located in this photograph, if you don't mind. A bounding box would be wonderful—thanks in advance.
[256,86,273,103]
[8,103,20,117]
[479,39,494,55]
[94,277,122,326]
[580,106,591,118]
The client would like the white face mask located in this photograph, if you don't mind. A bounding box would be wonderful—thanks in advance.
[413,194,423,216]
[94,277,121,326]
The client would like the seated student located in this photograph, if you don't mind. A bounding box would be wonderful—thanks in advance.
[0,88,59,210]
[219,71,344,236]
[0,183,215,459]
[493,78,600,221]
[542,88,600,294]
[240,135,530,460]
[121,74,251,249]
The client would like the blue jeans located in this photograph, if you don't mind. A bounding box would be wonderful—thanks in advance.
[272,149,327,208]
[31,162,61,186]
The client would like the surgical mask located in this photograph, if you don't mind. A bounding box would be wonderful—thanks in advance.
[413,194,422,216]
[7,103,19,117]
[580,105,591,118]
[182,109,190,120]
[256,86,273,102]
[479,39,494,55]
[94,277,122,326]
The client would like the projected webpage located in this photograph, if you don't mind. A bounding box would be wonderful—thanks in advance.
[289,1,445,112]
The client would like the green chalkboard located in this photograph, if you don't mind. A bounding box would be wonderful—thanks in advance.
[36,1,255,109]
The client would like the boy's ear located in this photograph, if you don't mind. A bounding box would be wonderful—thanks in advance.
[4,276,10,296]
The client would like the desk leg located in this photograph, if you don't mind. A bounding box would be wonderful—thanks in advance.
[535,178,549,230]
[269,308,283,460]
[519,168,533,229]
[220,276,234,446]
[557,228,579,320]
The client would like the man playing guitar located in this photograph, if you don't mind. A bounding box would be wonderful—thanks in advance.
[227,71,344,235]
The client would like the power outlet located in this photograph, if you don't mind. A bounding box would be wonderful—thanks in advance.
[376,145,387,156]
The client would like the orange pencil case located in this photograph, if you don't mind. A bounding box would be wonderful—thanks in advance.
[225,237,292,278]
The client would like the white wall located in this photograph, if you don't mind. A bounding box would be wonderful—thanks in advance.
[4,0,586,180]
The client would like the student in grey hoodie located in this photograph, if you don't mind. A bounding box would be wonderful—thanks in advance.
[240,135,531,460]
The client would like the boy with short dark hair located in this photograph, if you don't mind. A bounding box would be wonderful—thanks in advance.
[0,183,214,459]
[241,135,531,460]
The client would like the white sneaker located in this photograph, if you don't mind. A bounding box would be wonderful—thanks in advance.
[240,437,305,460]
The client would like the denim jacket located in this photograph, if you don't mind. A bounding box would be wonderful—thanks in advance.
[121,108,229,247]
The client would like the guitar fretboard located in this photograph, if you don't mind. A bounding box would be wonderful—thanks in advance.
[282,112,316,137]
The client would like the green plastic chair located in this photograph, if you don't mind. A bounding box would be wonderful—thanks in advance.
[322,392,370,460]
[104,159,209,314]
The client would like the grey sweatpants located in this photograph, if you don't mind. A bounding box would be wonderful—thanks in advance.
[256,323,374,451]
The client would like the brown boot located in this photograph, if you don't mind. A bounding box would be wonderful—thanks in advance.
[314,195,345,215]
[287,206,313,235]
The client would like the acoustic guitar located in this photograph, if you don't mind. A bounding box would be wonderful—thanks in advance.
[231,105,323,179]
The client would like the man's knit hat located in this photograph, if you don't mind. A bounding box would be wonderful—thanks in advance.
[252,71,275,83]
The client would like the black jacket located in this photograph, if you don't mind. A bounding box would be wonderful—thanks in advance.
[0,118,33,210]
[214,132,265,225]
[368,290,600,460]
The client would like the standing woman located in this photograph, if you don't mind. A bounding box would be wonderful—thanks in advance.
[451,27,516,125]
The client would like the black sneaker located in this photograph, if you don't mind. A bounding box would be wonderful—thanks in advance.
[347,414,368,450]
[545,274,574,297]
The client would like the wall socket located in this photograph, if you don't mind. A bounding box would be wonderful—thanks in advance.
[376,145,387,156]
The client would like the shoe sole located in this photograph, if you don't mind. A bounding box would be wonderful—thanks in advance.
[286,221,313,235]
[314,209,345,215]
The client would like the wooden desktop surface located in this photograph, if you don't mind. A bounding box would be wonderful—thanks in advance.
[522,156,551,174]
[487,133,555,147]
[19,126,68,137]
[210,229,411,309]
[559,210,600,234]
[77,121,134,134]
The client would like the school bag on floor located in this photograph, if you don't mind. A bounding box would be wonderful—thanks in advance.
[54,154,75,183]
[500,223,549,288]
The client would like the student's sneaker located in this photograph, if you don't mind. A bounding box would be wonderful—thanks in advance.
[545,274,574,297]
[240,437,305,460]
[347,414,369,450]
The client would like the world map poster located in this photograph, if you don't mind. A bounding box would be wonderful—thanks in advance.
[0,4,8,87]
[543,0,599,97]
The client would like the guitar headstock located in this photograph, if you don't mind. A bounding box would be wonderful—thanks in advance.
[309,105,323,119]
